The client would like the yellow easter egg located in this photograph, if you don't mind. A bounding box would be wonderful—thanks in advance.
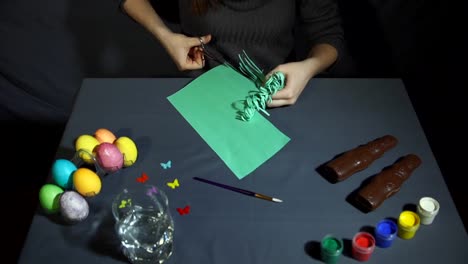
[94,128,117,144]
[75,134,100,164]
[114,136,138,167]
[73,168,102,197]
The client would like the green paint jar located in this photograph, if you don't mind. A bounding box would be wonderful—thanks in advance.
[321,234,344,264]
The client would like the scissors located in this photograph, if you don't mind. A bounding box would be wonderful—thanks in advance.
[198,37,237,71]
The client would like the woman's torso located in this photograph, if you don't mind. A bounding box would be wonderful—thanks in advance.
[178,0,297,72]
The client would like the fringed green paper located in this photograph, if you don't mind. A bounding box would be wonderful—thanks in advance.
[237,51,286,121]
[167,64,290,179]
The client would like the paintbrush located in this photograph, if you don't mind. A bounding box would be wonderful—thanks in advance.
[193,177,283,203]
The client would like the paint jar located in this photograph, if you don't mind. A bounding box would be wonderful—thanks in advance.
[374,219,398,248]
[397,210,420,239]
[320,234,343,264]
[417,197,440,225]
[352,232,376,261]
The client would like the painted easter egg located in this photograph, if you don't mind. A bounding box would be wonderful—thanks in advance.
[75,134,99,164]
[94,128,117,144]
[114,136,138,167]
[51,159,77,189]
[73,168,101,197]
[39,184,64,214]
[59,191,89,223]
[95,142,124,172]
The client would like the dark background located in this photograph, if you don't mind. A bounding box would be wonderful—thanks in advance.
[1,0,466,262]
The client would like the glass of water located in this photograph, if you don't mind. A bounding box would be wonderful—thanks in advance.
[111,184,174,264]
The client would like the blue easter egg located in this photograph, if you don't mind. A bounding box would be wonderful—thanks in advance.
[52,159,77,189]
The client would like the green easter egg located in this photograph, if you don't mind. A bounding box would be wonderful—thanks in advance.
[39,184,64,214]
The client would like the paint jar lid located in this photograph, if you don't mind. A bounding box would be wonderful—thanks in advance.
[375,219,397,239]
[418,197,440,215]
[398,210,420,230]
[321,234,344,255]
[352,232,376,253]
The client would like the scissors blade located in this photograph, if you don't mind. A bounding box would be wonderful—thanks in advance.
[200,43,239,72]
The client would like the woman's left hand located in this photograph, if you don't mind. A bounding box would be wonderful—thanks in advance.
[266,59,319,108]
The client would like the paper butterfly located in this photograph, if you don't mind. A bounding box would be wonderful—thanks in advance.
[119,199,132,208]
[177,205,190,215]
[137,172,149,183]
[146,186,158,196]
[161,160,172,170]
[167,178,180,189]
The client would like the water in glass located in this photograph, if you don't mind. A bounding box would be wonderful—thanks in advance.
[112,185,174,264]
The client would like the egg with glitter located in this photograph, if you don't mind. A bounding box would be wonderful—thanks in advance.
[59,191,89,223]
[95,142,124,173]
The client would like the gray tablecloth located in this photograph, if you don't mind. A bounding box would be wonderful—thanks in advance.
[19,78,467,263]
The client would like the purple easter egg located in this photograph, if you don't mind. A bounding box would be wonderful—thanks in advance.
[95,142,124,172]
[59,191,89,223]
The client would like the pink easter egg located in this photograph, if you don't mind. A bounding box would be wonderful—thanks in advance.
[95,142,124,172]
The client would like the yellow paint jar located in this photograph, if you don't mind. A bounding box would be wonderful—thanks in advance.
[397,210,420,239]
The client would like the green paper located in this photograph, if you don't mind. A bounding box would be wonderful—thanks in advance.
[167,65,290,179]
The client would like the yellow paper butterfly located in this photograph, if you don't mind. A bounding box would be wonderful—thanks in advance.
[119,199,132,208]
[167,178,180,189]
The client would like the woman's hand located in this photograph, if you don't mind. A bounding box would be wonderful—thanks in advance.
[266,58,319,107]
[121,0,212,71]
[266,43,338,107]
[161,33,212,71]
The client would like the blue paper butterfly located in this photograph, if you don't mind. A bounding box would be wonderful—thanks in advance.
[161,160,172,169]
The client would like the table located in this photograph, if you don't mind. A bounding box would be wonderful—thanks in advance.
[19,78,467,263]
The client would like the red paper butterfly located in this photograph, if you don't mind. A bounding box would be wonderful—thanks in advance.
[137,172,149,183]
[177,205,190,215]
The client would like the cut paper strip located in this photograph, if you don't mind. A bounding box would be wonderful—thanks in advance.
[167,65,290,179]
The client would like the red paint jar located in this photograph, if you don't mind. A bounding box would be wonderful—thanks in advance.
[352,232,376,261]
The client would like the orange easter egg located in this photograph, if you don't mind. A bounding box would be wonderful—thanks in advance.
[94,128,117,144]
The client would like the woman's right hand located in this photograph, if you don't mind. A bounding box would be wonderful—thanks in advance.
[121,0,211,71]
[161,33,212,71]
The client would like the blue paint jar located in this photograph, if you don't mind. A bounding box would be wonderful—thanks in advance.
[375,219,398,248]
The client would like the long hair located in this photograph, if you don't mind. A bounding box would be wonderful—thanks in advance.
[192,0,220,15]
